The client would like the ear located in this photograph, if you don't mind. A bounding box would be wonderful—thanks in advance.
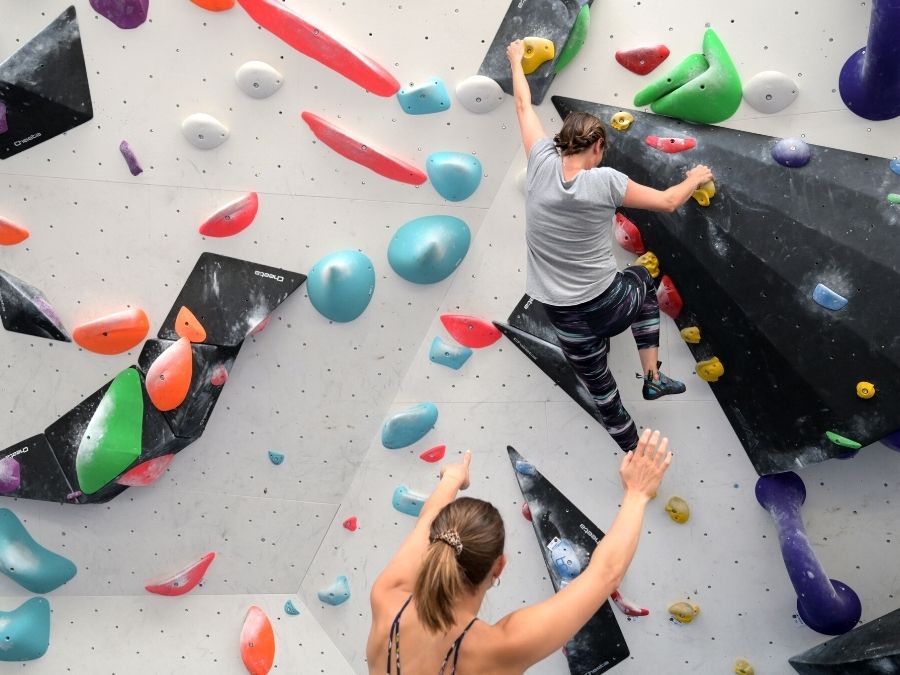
[494,554,508,578]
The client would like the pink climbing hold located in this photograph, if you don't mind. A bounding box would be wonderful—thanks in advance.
[0,100,8,135]
[210,364,229,386]
[342,516,358,532]
[615,44,670,75]
[657,275,684,319]
[521,502,532,522]
[646,135,697,154]
[198,192,259,238]
[440,314,502,348]
[90,0,150,29]
[614,213,646,255]
[116,454,175,486]
[249,314,272,336]
[419,445,446,463]
[145,552,216,596]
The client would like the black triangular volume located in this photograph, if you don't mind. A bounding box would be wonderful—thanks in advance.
[0,434,76,503]
[550,95,900,475]
[507,446,629,674]
[0,268,70,341]
[0,6,94,160]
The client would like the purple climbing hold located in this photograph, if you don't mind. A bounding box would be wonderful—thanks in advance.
[772,138,811,168]
[0,457,21,494]
[90,0,150,29]
[0,100,7,135]
[882,431,900,452]
[839,0,900,121]
[119,141,143,176]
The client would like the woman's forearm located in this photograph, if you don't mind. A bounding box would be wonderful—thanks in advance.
[418,474,464,524]
[583,491,650,586]
[510,58,532,111]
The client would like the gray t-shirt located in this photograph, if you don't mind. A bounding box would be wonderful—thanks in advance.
[525,137,629,306]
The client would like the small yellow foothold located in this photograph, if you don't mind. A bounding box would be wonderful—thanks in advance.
[734,658,755,675]
[634,251,660,278]
[522,37,555,75]
[691,180,716,206]
[696,356,724,382]
[680,326,701,344]
[665,496,690,523]
[610,111,635,131]
[668,601,700,623]
[856,381,875,399]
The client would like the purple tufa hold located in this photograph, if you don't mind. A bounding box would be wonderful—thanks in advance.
[90,0,150,30]
[839,0,900,120]
[756,472,861,635]
[0,100,8,135]
[0,457,21,494]
[118,141,143,176]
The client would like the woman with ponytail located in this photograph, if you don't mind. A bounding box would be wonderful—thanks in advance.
[506,38,715,454]
[367,428,672,673]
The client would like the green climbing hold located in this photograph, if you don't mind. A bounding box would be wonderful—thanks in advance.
[75,368,144,494]
[825,431,862,450]
[887,193,900,204]
[634,29,742,124]
[554,5,590,73]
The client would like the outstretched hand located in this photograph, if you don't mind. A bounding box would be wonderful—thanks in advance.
[686,164,714,188]
[620,429,672,499]
[507,39,525,66]
[440,450,472,490]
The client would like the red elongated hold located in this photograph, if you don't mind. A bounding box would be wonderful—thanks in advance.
[210,364,229,386]
[657,275,684,319]
[175,306,207,342]
[116,454,175,486]
[249,314,272,336]
[236,0,399,96]
[611,589,650,616]
[240,605,276,675]
[73,307,150,355]
[0,218,29,245]
[614,213,646,255]
[301,112,426,186]
[342,516,358,532]
[521,502,532,522]
[615,44,671,75]
[645,135,697,153]
[198,192,259,238]
[145,552,216,596]
[419,445,446,463]
[440,315,502,348]
[146,337,193,411]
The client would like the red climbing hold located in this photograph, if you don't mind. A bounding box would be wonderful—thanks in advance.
[615,44,671,76]
[657,275,684,319]
[145,552,216,596]
[419,445,446,463]
[198,192,259,238]
[342,516,358,532]
[521,502,532,522]
[240,605,276,675]
[646,135,697,153]
[116,454,175,486]
[440,315,502,348]
[610,589,650,616]
[0,218,29,246]
[249,314,272,337]
[210,364,229,386]
[146,337,193,411]
[614,213,646,255]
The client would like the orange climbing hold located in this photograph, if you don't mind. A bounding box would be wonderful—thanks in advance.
[0,218,29,246]
[240,605,275,675]
[656,275,683,319]
[190,0,235,10]
[73,308,150,355]
[440,315,502,348]
[175,306,207,343]
[146,337,193,411]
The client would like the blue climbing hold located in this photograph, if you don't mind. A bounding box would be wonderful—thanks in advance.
[268,451,284,465]
[284,599,300,615]
[392,485,427,517]
[0,598,51,661]
[812,283,848,311]
[0,509,76,593]
[381,402,438,449]
[388,215,471,284]
[307,250,375,323]
[891,159,900,175]
[428,336,473,370]
[426,152,483,201]
[550,538,583,581]
[317,575,351,606]
[396,77,451,115]
[771,138,811,168]
[514,459,537,476]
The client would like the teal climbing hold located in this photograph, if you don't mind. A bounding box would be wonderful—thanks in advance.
[284,599,300,615]
[396,77,451,115]
[429,336,473,370]
[381,402,438,449]
[0,508,76,593]
[0,598,51,661]
[555,5,591,73]
[268,451,284,465]
[812,283,848,310]
[388,215,471,284]
[317,575,351,606]
[307,250,375,322]
[392,485,427,517]
[426,152,482,202]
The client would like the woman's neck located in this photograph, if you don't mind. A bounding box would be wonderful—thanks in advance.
[562,152,593,180]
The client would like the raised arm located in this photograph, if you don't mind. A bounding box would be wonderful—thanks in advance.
[493,430,671,670]
[507,39,546,156]
[622,164,714,212]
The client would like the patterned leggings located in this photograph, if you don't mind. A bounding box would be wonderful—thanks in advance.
[543,266,660,452]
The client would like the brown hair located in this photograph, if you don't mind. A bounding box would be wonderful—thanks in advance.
[553,111,607,156]
[413,497,505,634]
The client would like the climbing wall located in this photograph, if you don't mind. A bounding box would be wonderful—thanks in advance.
[0,0,898,673]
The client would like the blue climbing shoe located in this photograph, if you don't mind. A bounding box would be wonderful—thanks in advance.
[641,362,686,400]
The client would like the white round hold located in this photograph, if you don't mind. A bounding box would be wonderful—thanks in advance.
[743,71,799,114]
[181,113,230,150]
[235,60,284,99]
[455,75,505,114]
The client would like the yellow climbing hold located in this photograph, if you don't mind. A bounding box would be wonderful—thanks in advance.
[665,496,690,523]
[610,111,635,131]
[696,357,724,382]
[856,381,876,399]
[692,180,716,206]
[734,659,755,675]
[522,37,555,75]
[680,326,701,344]
[668,601,700,623]
[634,251,660,278]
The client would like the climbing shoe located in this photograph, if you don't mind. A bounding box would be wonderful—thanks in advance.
[640,361,686,400]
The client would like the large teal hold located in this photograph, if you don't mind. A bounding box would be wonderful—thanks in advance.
[0,598,51,661]
[0,509,76,593]
[307,250,376,322]
[317,575,351,606]
[388,216,471,284]
[396,77,451,115]
[392,485,427,517]
[381,402,438,449]
[426,152,483,201]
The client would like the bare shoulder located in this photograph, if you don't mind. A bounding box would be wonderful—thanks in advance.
[455,620,525,675]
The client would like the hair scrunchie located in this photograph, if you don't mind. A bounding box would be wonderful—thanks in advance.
[432,529,463,556]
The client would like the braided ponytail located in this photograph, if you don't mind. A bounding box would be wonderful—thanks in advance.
[554,111,607,156]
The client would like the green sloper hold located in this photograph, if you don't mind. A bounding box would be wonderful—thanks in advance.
[638,29,742,124]
[554,5,590,74]
[826,431,862,450]
[634,52,709,107]
[76,368,144,494]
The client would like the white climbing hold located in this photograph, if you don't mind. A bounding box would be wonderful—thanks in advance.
[235,60,284,99]
[455,75,505,114]
[742,71,799,114]
[514,165,527,195]
[181,113,230,150]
